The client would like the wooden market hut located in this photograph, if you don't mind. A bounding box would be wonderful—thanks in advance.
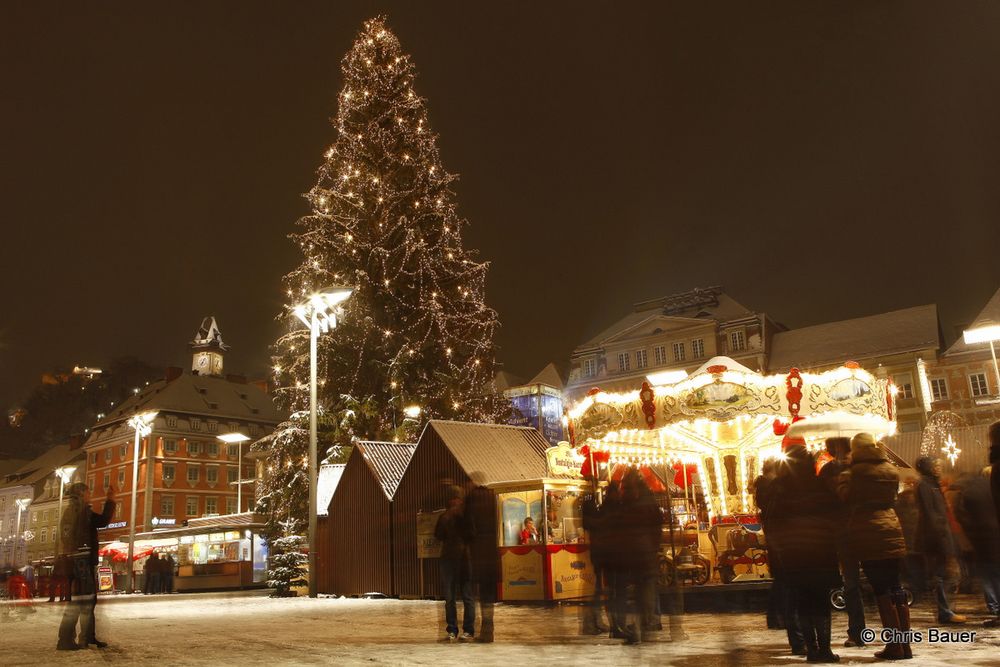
[317,441,416,596]
[391,420,550,599]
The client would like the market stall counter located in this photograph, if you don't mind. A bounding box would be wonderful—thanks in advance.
[489,478,596,602]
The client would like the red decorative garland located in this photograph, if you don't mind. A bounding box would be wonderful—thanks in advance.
[639,381,656,429]
[786,368,803,419]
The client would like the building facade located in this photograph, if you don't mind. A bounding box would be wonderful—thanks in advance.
[82,319,283,546]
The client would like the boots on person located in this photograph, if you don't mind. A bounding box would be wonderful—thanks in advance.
[807,616,840,663]
[893,589,913,660]
[874,594,905,660]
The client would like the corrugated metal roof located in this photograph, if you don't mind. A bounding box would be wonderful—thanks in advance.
[355,441,416,500]
[768,304,940,372]
[426,420,549,485]
[317,464,346,516]
[135,511,265,538]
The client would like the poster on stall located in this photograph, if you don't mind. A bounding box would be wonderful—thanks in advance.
[500,547,544,600]
[97,566,114,593]
[416,510,444,559]
[549,546,595,600]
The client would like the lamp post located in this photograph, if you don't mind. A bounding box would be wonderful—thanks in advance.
[54,466,78,561]
[218,432,251,513]
[15,498,30,566]
[963,322,1000,397]
[293,286,353,599]
[126,410,158,593]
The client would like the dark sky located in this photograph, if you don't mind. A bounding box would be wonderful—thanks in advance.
[3,1,1000,408]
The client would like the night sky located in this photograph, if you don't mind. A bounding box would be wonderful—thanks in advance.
[3,2,1000,409]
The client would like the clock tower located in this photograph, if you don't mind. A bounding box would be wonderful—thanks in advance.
[190,316,229,376]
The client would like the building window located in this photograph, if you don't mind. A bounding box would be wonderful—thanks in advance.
[191,418,202,432]
[185,497,199,517]
[930,378,948,401]
[161,495,174,516]
[207,421,218,434]
[164,439,177,454]
[654,346,666,366]
[207,467,219,484]
[227,467,238,484]
[118,468,125,488]
[672,342,686,362]
[163,463,175,482]
[635,349,648,370]
[115,502,122,519]
[166,415,177,429]
[583,358,596,378]
[90,452,97,466]
[31,511,37,524]
[894,373,914,400]
[41,527,47,544]
[226,497,237,515]
[729,330,746,352]
[187,466,200,483]
[249,424,259,437]
[104,448,112,463]
[188,441,201,456]
[87,477,94,493]
[617,353,631,373]
[692,339,705,359]
[119,444,127,460]
[103,471,110,489]
[42,510,49,522]
[227,444,238,458]
[205,497,218,515]
[970,373,990,397]
[208,441,219,457]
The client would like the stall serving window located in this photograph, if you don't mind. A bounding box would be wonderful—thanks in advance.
[544,489,584,545]
[499,490,543,546]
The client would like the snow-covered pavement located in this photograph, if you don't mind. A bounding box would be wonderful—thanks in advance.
[3,591,999,666]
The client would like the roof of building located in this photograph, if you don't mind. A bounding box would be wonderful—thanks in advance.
[526,362,567,390]
[355,441,417,500]
[0,457,29,482]
[576,287,754,351]
[945,286,1000,356]
[493,371,525,392]
[317,463,346,516]
[768,304,940,372]
[89,372,283,432]
[425,420,549,485]
[0,443,85,491]
[135,511,265,539]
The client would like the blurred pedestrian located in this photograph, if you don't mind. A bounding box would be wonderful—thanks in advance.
[434,485,474,641]
[819,436,867,649]
[914,456,967,624]
[766,438,840,663]
[609,468,661,644]
[49,555,71,602]
[162,552,175,593]
[989,421,1000,525]
[580,490,611,635]
[463,472,498,642]
[953,466,1000,626]
[57,482,114,651]
[837,433,911,660]
[756,457,806,655]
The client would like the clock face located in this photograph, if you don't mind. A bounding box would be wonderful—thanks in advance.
[198,355,209,368]
[211,355,223,374]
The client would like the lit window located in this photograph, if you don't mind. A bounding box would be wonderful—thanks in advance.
[654,346,666,366]
[583,359,597,378]
[930,378,948,401]
[729,330,746,352]
[618,353,631,373]
[672,342,685,362]
[970,373,990,398]
[691,339,705,359]
[635,350,648,370]
[894,373,914,400]
[163,464,176,482]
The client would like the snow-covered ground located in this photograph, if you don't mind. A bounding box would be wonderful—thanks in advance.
[3,591,999,666]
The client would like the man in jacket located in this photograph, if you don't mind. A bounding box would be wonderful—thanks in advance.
[954,467,1000,625]
[915,456,967,624]
[989,421,1000,525]
[462,473,498,642]
[434,485,474,641]
[57,482,115,651]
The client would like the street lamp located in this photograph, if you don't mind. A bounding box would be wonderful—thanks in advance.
[14,498,31,566]
[126,410,158,593]
[54,466,77,560]
[963,321,1000,398]
[293,286,353,599]
[218,432,251,513]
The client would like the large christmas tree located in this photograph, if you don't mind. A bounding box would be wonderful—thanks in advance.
[257,17,504,538]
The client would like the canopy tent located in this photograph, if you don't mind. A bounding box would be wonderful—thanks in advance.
[98,538,177,561]
[566,357,897,518]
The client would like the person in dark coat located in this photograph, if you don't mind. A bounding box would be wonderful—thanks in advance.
[463,473,498,642]
[161,553,175,593]
[914,456,967,624]
[989,421,1000,526]
[837,433,911,660]
[954,466,1000,625]
[580,490,611,635]
[818,437,866,649]
[766,439,840,663]
[57,482,114,651]
[434,485,474,640]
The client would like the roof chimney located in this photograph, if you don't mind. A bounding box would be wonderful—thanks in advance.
[166,366,183,381]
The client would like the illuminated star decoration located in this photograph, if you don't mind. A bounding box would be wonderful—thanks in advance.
[941,434,961,466]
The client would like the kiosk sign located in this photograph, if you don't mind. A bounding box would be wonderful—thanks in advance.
[97,566,114,593]
[416,510,444,559]
[546,443,584,478]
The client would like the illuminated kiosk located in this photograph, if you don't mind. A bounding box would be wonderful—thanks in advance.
[566,356,897,581]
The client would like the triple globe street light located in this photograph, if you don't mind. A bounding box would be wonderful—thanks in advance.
[126,410,158,593]
[293,286,353,599]
[217,432,252,513]
[54,465,78,561]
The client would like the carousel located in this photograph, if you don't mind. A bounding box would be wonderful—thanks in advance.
[565,356,898,584]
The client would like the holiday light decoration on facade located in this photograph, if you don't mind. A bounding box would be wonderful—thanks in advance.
[941,434,962,466]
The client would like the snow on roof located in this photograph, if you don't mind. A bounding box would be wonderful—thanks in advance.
[0,443,85,491]
[427,420,549,485]
[90,372,283,431]
[526,362,566,389]
[575,289,754,351]
[355,441,416,500]
[945,286,1000,356]
[768,304,940,372]
[317,464,346,516]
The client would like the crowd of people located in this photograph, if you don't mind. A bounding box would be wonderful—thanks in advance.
[755,420,1000,663]
[142,551,176,595]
